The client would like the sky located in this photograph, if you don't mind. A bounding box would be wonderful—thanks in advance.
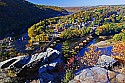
[27,0,125,7]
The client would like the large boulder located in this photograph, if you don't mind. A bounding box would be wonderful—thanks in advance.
[39,57,64,83]
[25,48,60,66]
[0,56,27,69]
[39,58,63,73]
[96,55,117,68]
[69,67,125,83]
[73,67,109,83]
[39,73,54,83]
[116,74,125,83]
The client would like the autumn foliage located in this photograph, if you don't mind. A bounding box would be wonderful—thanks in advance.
[112,41,125,64]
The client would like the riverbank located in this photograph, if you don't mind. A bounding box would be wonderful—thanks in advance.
[94,39,115,48]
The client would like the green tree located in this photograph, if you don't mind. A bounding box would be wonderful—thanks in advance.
[63,69,74,83]
[113,34,122,41]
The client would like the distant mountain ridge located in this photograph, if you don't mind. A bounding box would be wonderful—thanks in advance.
[63,7,83,12]
[63,4,125,12]
[0,0,68,38]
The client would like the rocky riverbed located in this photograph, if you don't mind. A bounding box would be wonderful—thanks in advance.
[94,40,115,48]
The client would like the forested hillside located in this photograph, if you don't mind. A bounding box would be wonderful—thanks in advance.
[0,0,68,38]
[28,5,125,42]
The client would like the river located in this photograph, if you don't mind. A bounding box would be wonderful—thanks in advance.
[79,38,113,56]
[55,38,113,57]
[13,33,29,53]
[13,31,113,56]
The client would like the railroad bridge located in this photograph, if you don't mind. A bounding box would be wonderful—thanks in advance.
[32,29,96,55]
[31,37,57,55]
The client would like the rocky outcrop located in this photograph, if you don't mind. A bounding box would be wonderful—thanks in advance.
[39,57,63,83]
[116,74,125,83]
[69,55,122,83]
[0,48,63,82]
[69,67,125,83]
[96,55,117,68]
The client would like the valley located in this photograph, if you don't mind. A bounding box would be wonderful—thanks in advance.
[0,0,125,83]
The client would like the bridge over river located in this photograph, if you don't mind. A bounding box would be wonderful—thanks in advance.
[31,37,57,55]
[31,29,96,55]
